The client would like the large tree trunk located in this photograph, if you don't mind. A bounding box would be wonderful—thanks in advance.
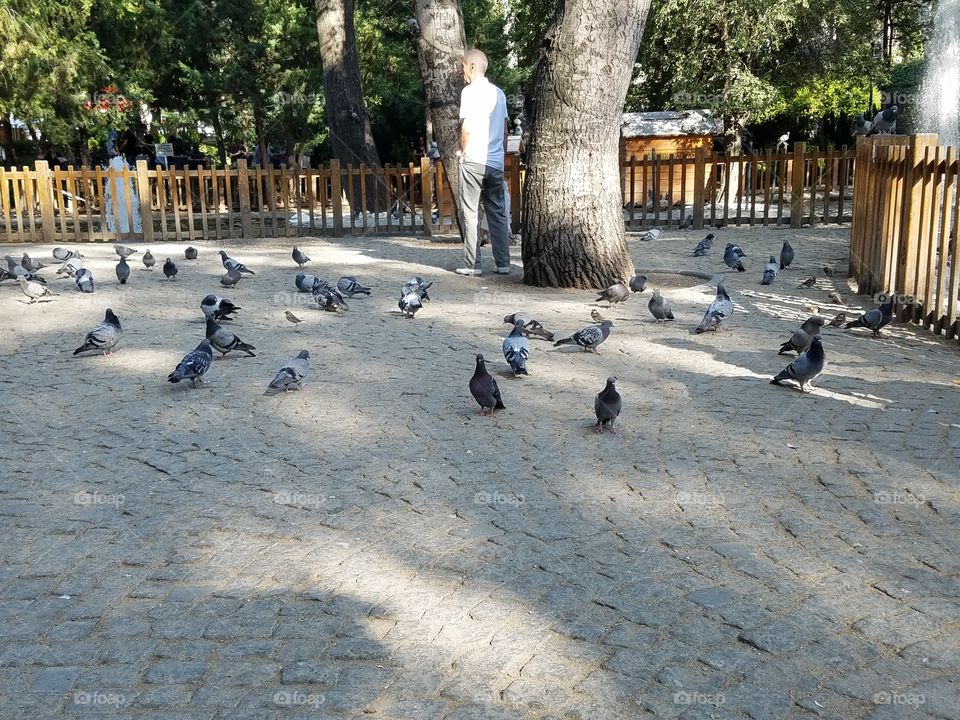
[315,0,385,213]
[521,0,651,288]
[413,0,466,236]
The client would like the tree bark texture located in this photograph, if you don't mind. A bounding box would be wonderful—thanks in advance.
[521,0,650,288]
[315,0,385,211]
[413,0,466,236]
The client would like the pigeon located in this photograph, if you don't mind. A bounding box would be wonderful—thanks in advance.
[640,228,661,241]
[205,317,256,359]
[16,276,56,303]
[337,276,371,297]
[596,281,630,306]
[75,268,94,293]
[502,321,530,376]
[20,253,45,272]
[778,316,827,355]
[828,312,847,327]
[469,354,504,416]
[827,291,844,305]
[554,320,614,353]
[502,313,555,342]
[591,309,605,324]
[407,16,421,36]
[220,268,241,287]
[115,245,138,258]
[162,258,178,280]
[73,309,122,356]
[723,244,746,272]
[594,376,622,434]
[285,310,302,324]
[822,266,835,277]
[218,250,255,275]
[695,283,734,333]
[401,277,432,299]
[116,256,130,285]
[265,350,311,394]
[313,281,349,312]
[4,256,44,282]
[0,267,10,282]
[780,240,795,269]
[761,255,778,285]
[167,339,214,387]
[184,246,198,260]
[399,290,424,318]
[771,334,826,392]
[851,112,873,137]
[52,247,81,261]
[295,273,318,292]
[872,105,898,134]
[692,233,714,256]
[292,246,310,267]
[629,274,648,293]
[799,276,816,288]
[142,249,156,270]
[844,298,894,337]
[55,258,80,278]
[201,294,240,321]
[679,215,693,229]
[648,289,675,323]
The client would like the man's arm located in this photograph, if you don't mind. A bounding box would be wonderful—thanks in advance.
[460,123,468,154]
[503,118,509,155]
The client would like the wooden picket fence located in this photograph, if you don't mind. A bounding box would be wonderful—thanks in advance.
[0,144,854,244]
[850,134,960,340]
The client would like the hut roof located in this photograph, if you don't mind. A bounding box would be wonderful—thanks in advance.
[621,110,721,138]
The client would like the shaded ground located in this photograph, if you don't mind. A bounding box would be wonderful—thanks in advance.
[1,226,958,720]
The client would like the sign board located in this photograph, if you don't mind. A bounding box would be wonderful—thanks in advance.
[507,135,522,154]
[155,143,174,159]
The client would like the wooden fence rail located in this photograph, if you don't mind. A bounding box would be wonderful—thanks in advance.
[850,134,960,341]
[0,145,854,244]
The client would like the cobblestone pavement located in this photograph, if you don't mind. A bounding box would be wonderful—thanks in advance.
[1,226,959,720]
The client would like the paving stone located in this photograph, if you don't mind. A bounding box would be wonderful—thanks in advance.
[31,666,79,693]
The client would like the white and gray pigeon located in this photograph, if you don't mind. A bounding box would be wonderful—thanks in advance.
[75,268,95,293]
[780,240,794,269]
[469,354,505,416]
[313,281,348,312]
[640,228,661,241]
[844,298,894,337]
[21,253,45,272]
[761,255,778,285]
[692,233,714,256]
[872,105,898,134]
[115,245,138,258]
[337,276,371,297]
[52,247,81,261]
[162,258,178,280]
[400,277,432,299]
[695,283,734,333]
[73,309,122,356]
[205,317,256,358]
[771,334,826,392]
[265,350,310,394]
[167,339,214,387]
[57,258,83,277]
[220,267,241,287]
[554,320,614,353]
[295,273,318,292]
[116,256,131,285]
[723,244,746,272]
[596,281,630,306]
[594,376,622,434]
[292,247,310,267]
[503,312,554,341]
[399,290,424,318]
[218,250,255,275]
[142,249,156,270]
[648,289,675,323]
[502,321,530,376]
[201,294,240,321]
[779,316,827,355]
[16,276,56,303]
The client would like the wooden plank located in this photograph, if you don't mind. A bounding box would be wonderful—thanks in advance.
[762,150,772,225]
[196,165,210,240]
[330,159,344,236]
[419,157,432,236]
[790,143,806,228]
[692,148,705,230]
[821,150,833,225]
[306,167,317,232]
[936,148,956,332]
[224,164,236,238]
[945,152,960,337]
[651,152,661,226]
[237,160,252,238]
[51,166,67,241]
[734,154,743,225]
[211,167,224,240]
[33,161,54,243]
[317,166,329,234]
[0,168,11,243]
[81,168,95,241]
[253,167,265,238]
[640,154,649,225]
[169,165,183,243]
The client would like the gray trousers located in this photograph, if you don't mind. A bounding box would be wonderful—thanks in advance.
[459,160,510,270]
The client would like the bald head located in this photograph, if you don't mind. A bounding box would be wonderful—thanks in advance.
[462,49,488,83]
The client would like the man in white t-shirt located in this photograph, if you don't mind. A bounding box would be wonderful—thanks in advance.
[454,49,510,277]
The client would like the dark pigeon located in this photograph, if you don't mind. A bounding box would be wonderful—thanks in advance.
[265,350,310,394]
[695,283,734,333]
[73,309,122,356]
[337,276,371,297]
[218,250,255,275]
[780,240,795,270]
[205,317,256,358]
[163,258,178,280]
[116,256,130,285]
[648,290,674,323]
[872,105,898,134]
[723,244,746,272]
[771,334,826,392]
[629,274,648,293]
[167,339,214,387]
[844,297,894,337]
[220,268,241,287]
[21,253,45,272]
[761,256,778,285]
[503,312,554,342]
[75,268,94,293]
[692,233,714,256]
[502,322,530,376]
[201,294,240,321]
[594,376,622,434]
[778,316,826,355]
[596,281,630,306]
[292,247,310,267]
[554,320,614,353]
[184,246,198,260]
[469,354,505,416]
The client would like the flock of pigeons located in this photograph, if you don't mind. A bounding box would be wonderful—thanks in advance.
[4,234,896,431]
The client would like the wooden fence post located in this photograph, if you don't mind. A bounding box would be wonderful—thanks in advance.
[790,142,806,229]
[692,147,706,230]
[237,159,253,238]
[135,160,154,244]
[35,161,56,243]
[329,159,344,237]
[897,134,939,313]
[420,156,433,237]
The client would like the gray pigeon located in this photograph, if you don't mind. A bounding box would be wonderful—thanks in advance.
[554,320,614,353]
[761,256,778,285]
[723,244,746,272]
[73,309,122,356]
[16,276,56,303]
[399,290,424,318]
[845,298,894,337]
[167,339,214,387]
[503,312,554,342]
[218,250,255,275]
[313,281,348,312]
[679,214,693,229]
[640,228,661,241]
[220,267,241,287]
[778,316,827,355]
[142,249,156,270]
[116,256,130,285]
[295,273,318,292]
[75,268,94,293]
[629,274,648,293]
[695,283,734,333]
[594,376,622,434]
[401,277,432,299]
[771,334,826,392]
[205,317,256,358]
[115,245,137,258]
[57,258,83,277]
[469,354,504,416]
[292,247,310,267]
[502,322,530,376]
[201,294,240,321]
[21,253,45,272]
[5,255,44,282]
[184,246,198,260]
[265,350,311,394]
[851,112,873,137]
[648,289,674,323]
[337,276,371,297]
[162,258,178,280]
[872,105,898,134]
[52,247,81,261]
[692,233,714,256]
[596,281,630,306]
[780,240,794,269]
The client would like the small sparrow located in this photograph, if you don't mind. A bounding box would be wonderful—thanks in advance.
[591,309,606,324]
[285,310,302,324]
[828,312,847,327]
[799,276,816,288]
[827,291,844,305]
[803,304,820,314]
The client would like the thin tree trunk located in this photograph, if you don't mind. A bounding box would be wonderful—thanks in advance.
[210,105,227,167]
[413,0,466,237]
[315,0,385,213]
[521,0,650,288]
[1,117,18,165]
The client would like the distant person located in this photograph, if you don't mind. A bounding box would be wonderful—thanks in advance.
[230,142,249,165]
[454,48,510,277]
